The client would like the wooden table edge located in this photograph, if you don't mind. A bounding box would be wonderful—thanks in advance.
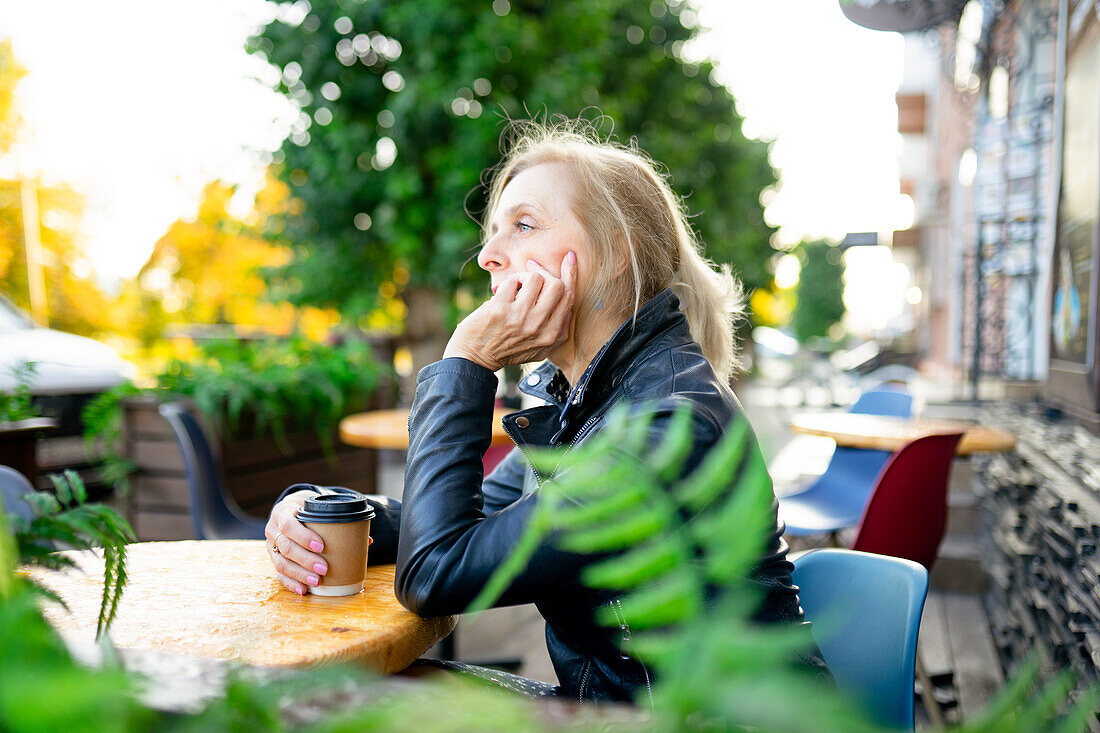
[22,542,457,674]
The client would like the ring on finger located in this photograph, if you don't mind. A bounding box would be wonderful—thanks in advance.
[272,531,284,554]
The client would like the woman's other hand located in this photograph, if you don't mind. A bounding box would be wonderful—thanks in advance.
[444,251,577,371]
[266,490,329,595]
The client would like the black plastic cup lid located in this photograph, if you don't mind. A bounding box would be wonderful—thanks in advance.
[296,492,375,523]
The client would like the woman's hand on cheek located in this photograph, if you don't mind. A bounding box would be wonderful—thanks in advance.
[444,251,577,371]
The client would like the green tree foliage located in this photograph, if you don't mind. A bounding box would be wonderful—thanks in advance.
[250,0,776,330]
[791,239,845,345]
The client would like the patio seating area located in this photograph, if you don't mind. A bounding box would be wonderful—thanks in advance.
[362,372,1008,728]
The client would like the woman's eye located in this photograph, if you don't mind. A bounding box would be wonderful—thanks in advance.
[515,220,533,233]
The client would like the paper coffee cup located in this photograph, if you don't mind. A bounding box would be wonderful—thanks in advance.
[296,492,375,597]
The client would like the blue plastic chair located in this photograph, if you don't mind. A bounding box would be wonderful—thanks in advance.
[780,389,913,536]
[158,402,267,540]
[849,388,912,418]
[793,548,928,730]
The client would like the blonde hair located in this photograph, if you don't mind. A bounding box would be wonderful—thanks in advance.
[482,120,745,384]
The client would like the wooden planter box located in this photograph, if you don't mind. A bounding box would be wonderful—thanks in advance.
[0,418,58,482]
[121,397,381,541]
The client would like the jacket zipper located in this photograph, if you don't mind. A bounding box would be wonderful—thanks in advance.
[612,598,654,710]
[506,405,607,489]
[577,657,593,702]
[547,406,609,481]
[503,421,545,487]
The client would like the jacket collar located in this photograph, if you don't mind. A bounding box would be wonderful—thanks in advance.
[518,288,686,421]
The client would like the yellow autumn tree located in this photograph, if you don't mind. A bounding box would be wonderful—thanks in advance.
[129,174,339,346]
[0,39,111,336]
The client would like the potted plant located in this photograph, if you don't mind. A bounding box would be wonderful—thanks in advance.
[85,336,394,540]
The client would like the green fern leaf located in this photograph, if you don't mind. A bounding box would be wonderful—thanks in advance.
[581,536,686,591]
[1010,670,1076,732]
[648,403,695,483]
[1050,688,1100,733]
[551,474,650,525]
[466,508,552,615]
[692,448,774,585]
[673,417,751,512]
[48,473,72,506]
[585,534,686,589]
[596,571,701,628]
[558,505,669,553]
[25,491,61,516]
[65,469,87,505]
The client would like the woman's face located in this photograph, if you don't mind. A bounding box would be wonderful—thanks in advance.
[478,163,590,298]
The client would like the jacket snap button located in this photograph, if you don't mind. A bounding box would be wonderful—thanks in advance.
[526,374,541,387]
[515,416,530,429]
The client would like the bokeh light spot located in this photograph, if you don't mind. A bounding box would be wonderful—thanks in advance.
[382,70,405,92]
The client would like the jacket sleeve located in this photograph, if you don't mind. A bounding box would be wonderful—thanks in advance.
[481,447,527,514]
[395,358,592,616]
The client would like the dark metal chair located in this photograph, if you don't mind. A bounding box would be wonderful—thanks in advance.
[158,402,267,540]
[0,464,38,523]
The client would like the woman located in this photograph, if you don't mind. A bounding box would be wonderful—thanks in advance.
[266,122,807,703]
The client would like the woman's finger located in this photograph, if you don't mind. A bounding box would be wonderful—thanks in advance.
[512,270,545,308]
[525,258,554,277]
[495,274,523,303]
[270,544,323,589]
[543,251,577,336]
[561,251,578,293]
[270,524,328,581]
[275,570,307,596]
[274,508,326,555]
[522,261,564,320]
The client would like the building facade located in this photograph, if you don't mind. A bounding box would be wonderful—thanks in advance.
[843,0,1100,687]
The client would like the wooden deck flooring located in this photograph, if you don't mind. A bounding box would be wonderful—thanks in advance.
[917,591,1004,728]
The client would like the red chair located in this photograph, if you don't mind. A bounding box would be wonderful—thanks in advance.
[849,432,963,570]
[845,431,963,727]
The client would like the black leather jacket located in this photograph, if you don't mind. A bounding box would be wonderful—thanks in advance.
[391,289,803,702]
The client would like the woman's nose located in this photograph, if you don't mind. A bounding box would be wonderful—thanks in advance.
[477,235,508,272]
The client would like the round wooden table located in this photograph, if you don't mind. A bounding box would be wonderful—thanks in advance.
[339,407,515,450]
[789,412,1017,455]
[23,540,455,672]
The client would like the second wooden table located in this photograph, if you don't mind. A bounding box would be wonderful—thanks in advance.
[340,407,515,450]
[789,412,1017,455]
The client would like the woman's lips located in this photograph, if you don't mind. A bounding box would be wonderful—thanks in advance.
[491,284,499,295]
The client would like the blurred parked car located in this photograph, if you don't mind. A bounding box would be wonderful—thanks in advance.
[0,294,133,434]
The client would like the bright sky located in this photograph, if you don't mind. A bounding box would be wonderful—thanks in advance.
[0,0,908,287]
[0,0,292,286]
